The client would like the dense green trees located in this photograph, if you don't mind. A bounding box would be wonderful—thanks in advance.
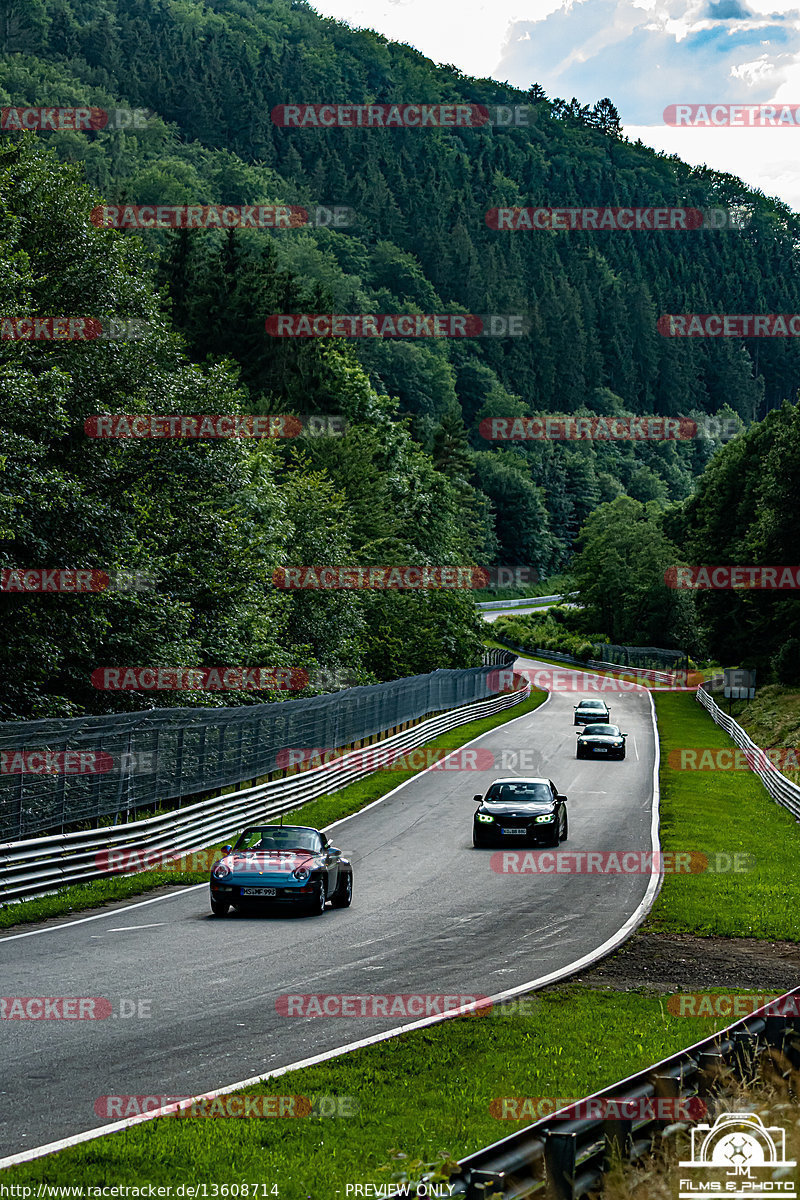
[0,139,485,718]
[4,0,800,710]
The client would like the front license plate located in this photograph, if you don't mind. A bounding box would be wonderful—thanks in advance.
[502,827,527,835]
[594,747,607,753]
[241,887,277,896]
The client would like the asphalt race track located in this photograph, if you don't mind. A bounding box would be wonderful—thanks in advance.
[0,655,658,1158]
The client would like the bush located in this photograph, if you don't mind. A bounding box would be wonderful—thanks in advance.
[773,638,800,685]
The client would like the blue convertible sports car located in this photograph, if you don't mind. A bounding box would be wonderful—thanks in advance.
[209,824,353,917]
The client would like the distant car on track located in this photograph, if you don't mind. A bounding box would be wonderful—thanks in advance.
[472,777,568,848]
[576,723,627,760]
[209,824,352,917]
[574,699,610,726]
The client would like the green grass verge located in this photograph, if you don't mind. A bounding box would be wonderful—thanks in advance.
[2,986,739,1195]
[0,690,546,931]
[647,691,800,940]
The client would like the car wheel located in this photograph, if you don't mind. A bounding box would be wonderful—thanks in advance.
[544,822,560,847]
[560,812,569,842]
[576,747,584,759]
[331,871,353,908]
[306,881,326,916]
[210,897,229,916]
[472,828,484,848]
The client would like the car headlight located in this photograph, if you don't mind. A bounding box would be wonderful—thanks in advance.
[292,867,310,880]
[212,860,231,879]
[477,813,494,824]
[535,814,555,823]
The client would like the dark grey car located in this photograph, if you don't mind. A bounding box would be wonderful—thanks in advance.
[473,777,568,848]
[573,699,610,726]
[576,723,627,760]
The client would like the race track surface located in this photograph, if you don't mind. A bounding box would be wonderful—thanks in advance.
[0,657,657,1157]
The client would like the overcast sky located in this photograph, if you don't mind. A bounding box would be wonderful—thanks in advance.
[308,0,800,210]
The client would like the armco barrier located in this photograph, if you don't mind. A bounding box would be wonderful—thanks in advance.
[696,684,800,820]
[475,594,571,610]
[0,675,530,905]
[488,639,676,685]
[387,987,800,1198]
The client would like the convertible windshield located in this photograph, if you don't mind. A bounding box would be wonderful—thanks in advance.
[485,782,552,803]
[582,724,621,736]
[234,827,323,853]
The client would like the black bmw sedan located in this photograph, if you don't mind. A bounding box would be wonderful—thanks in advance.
[473,778,568,848]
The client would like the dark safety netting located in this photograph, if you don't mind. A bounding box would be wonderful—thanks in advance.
[0,664,511,841]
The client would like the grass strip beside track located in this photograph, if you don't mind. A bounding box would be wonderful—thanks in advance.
[0,986,741,1196]
[0,689,545,930]
[647,691,800,940]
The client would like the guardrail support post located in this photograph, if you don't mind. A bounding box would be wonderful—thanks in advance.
[544,1131,576,1200]
[697,1050,728,1096]
[603,1117,633,1171]
[732,1031,759,1082]
[465,1169,506,1199]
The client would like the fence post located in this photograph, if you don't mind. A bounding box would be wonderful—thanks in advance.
[545,1131,576,1200]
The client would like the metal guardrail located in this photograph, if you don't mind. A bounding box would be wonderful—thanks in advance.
[390,987,800,1198]
[488,641,675,685]
[696,685,800,821]
[0,676,530,905]
[476,595,570,611]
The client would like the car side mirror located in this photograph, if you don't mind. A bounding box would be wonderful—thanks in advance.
[473,794,483,803]
[556,794,567,802]
[622,733,628,738]
[222,845,232,854]
[328,846,341,856]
